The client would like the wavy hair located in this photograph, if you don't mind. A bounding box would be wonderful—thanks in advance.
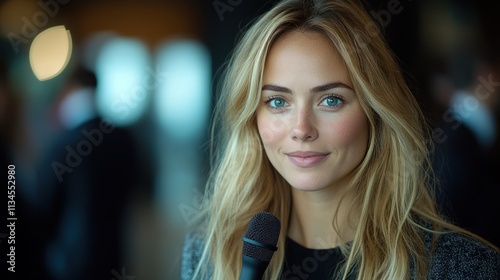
[192,0,472,279]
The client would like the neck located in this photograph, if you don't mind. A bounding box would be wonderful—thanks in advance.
[288,186,357,249]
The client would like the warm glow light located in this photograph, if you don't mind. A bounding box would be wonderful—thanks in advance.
[29,25,72,81]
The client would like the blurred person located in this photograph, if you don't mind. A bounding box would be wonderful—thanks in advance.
[0,39,47,279]
[36,66,140,280]
[431,0,500,247]
[431,66,499,246]
[181,0,500,279]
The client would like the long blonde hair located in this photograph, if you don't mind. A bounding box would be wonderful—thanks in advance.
[193,0,473,279]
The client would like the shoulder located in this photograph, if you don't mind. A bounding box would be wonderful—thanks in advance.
[427,231,500,280]
[181,226,211,280]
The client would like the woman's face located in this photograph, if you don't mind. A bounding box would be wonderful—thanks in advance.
[256,30,369,192]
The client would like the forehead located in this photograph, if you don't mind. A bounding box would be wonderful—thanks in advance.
[263,30,352,87]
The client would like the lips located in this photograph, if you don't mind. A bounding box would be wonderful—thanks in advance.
[286,151,329,168]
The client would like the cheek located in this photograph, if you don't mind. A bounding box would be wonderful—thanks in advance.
[257,121,273,144]
[257,112,287,147]
[328,113,369,149]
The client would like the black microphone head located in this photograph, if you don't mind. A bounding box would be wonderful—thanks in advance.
[242,212,281,262]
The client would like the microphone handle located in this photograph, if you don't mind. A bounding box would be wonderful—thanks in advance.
[239,255,270,280]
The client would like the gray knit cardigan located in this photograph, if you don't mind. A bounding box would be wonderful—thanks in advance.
[181,227,500,280]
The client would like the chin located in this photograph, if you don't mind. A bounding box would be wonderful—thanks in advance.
[291,185,327,192]
[286,176,331,192]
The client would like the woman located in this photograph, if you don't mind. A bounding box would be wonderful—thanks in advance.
[182,0,500,279]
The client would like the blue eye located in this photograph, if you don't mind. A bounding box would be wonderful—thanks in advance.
[266,97,288,108]
[321,96,343,107]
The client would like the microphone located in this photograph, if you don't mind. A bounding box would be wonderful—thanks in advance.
[239,212,281,280]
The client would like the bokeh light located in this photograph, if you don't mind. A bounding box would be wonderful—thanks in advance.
[154,40,211,140]
[94,37,151,127]
[29,25,72,81]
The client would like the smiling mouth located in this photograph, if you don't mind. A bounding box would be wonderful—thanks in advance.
[286,152,329,168]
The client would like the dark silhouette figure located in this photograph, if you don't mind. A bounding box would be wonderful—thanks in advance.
[36,67,139,280]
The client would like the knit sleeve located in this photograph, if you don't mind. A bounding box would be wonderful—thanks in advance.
[181,226,213,280]
[181,228,212,280]
[428,232,500,280]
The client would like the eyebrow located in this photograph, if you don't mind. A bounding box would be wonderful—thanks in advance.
[261,82,352,94]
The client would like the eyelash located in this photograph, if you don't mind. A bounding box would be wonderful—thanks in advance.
[263,94,345,110]
[264,95,283,103]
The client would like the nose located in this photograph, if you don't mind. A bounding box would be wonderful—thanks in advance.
[290,107,318,142]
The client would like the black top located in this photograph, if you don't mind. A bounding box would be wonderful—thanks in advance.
[182,226,500,280]
[281,237,344,279]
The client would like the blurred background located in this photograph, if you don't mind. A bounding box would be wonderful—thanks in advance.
[0,0,498,279]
